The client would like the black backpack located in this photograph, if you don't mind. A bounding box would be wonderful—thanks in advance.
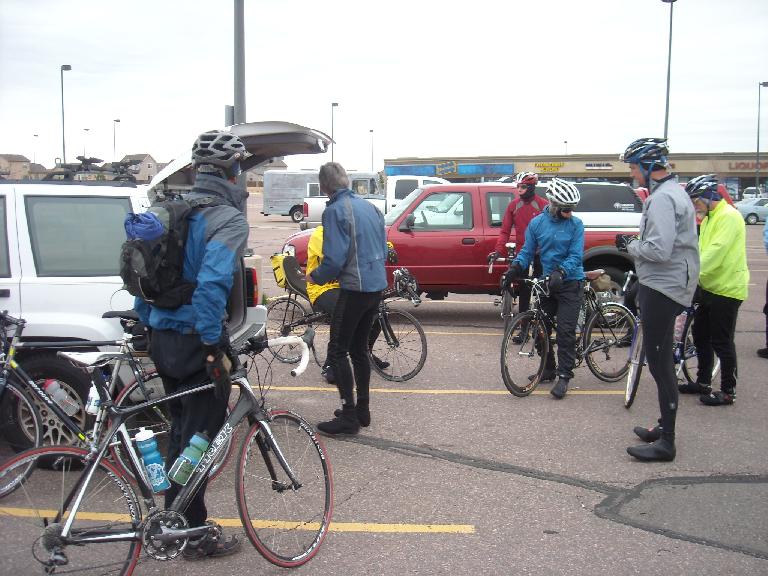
[120,196,221,309]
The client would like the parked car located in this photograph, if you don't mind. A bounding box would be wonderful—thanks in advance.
[282,180,641,299]
[735,198,768,224]
[0,120,330,420]
[742,186,762,200]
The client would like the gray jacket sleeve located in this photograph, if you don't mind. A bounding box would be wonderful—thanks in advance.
[628,193,676,263]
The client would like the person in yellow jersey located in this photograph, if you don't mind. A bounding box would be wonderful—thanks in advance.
[679,175,749,406]
[306,225,387,384]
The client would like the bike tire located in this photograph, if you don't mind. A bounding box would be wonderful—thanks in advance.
[266,297,309,364]
[369,307,428,382]
[0,378,43,494]
[111,375,232,484]
[0,445,142,575]
[500,311,548,397]
[624,324,644,409]
[584,302,636,382]
[501,289,514,333]
[680,311,721,386]
[236,410,333,568]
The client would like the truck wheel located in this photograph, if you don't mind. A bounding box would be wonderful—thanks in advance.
[601,266,626,298]
[290,206,304,223]
[20,353,92,446]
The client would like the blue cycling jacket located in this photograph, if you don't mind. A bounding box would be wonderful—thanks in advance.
[513,210,585,281]
[135,174,249,344]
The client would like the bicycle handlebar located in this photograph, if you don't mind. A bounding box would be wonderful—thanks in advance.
[266,333,311,377]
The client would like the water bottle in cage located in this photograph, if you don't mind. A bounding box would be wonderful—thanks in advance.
[674,310,687,342]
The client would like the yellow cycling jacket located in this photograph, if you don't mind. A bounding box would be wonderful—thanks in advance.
[306,225,340,305]
[698,201,749,301]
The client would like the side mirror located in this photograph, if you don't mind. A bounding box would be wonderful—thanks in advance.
[399,213,416,231]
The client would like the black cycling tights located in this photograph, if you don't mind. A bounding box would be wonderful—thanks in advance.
[637,284,684,438]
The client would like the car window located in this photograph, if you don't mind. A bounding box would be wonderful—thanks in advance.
[385,188,422,225]
[26,195,132,276]
[424,179,443,186]
[351,178,374,196]
[307,182,322,197]
[534,183,641,213]
[757,199,768,207]
[394,179,418,200]
[486,192,514,227]
[0,197,9,277]
[411,192,472,230]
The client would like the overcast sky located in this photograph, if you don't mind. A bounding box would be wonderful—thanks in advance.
[1,0,767,172]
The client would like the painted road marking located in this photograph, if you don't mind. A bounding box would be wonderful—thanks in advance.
[264,386,624,396]
[0,507,474,534]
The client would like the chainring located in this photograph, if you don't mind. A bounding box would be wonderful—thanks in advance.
[141,509,189,560]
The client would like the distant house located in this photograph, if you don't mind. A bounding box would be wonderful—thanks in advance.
[28,163,50,180]
[120,154,159,183]
[0,154,31,179]
[246,156,288,186]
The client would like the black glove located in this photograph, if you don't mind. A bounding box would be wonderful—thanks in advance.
[615,234,637,253]
[130,321,150,352]
[502,262,523,289]
[487,251,500,264]
[204,344,232,402]
[548,269,564,291]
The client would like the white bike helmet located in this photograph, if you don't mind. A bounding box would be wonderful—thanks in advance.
[545,178,580,207]
[192,130,251,170]
[515,172,539,187]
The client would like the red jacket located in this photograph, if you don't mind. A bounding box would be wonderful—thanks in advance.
[494,195,548,256]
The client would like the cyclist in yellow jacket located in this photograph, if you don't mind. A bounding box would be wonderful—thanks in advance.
[680,175,749,406]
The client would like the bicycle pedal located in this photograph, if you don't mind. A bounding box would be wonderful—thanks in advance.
[493,298,502,307]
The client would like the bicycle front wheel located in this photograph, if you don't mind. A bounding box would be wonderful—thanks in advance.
[500,312,548,397]
[369,307,428,382]
[680,312,721,386]
[0,446,142,575]
[236,410,332,568]
[625,324,644,409]
[0,378,43,494]
[266,297,309,364]
[584,303,636,382]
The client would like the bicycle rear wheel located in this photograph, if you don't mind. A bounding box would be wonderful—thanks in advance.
[500,312,548,397]
[0,446,142,575]
[584,303,636,382]
[369,307,428,382]
[625,324,644,409]
[311,322,331,369]
[680,312,721,386]
[266,297,309,364]
[0,378,42,494]
[236,410,332,567]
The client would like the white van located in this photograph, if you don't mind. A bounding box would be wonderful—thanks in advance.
[385,175,450,211]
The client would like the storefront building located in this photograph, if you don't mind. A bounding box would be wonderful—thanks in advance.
[384,152,768,199]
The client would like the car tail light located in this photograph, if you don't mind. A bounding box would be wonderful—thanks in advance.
[303,202,308,218]
[245,266,258,307]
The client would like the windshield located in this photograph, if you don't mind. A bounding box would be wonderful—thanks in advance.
[385,188,423,225]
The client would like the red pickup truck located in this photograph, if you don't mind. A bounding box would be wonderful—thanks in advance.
[281,181,642,298]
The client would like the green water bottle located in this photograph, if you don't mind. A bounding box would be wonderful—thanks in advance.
[168,432,210,486]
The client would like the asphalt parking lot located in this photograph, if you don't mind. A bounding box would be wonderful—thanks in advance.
[142,196,768,575]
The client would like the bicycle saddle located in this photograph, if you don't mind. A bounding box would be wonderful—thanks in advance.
[282,255,311,302]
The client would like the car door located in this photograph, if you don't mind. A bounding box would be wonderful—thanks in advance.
[757,199,768,221]
[0,187,22,315]
[389,189,483,289]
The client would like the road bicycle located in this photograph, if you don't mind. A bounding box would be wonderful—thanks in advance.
[0,321,332,574]
[267,255,427,382]
[500,270,636,396]
[623,272,721,408]
[0,310,232,482]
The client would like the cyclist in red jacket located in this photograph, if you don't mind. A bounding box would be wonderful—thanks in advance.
[488,172,548,315]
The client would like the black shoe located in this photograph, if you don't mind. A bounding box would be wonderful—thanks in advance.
[371,354,390,370]
[511,334,524,345]
[317,408,360,436]
[321,365,335,384]
[678,381,712,395]
[626,437,676,462]
[334,405,371,427]
[700,390,735,406]
[757,348,768,359]
[182,522,241,560]
[633,425,662,443]
[529,370,556,383]
[550,377,569,399]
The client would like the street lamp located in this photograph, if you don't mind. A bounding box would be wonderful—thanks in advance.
[331,102,338,162]
[564,140,568,155]
[370,129,374,172]
[60,64,71,164]
[83,128,89,157]
[661,0,677,139]
[33,134,38,164]
[113,119,121,160]
[756,81,768,192]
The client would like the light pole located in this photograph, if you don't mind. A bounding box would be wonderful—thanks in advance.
[83,128,89,157]
[755,82,768,193]
[662,0,677,139]
[564,140,568,155]
[331,102,338,162]
[113,119,121,160]
[33,134,38,164]
[60,64,71,164]
[370,129,374,171]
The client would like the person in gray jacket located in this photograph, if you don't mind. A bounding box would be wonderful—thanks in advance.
[616,137,699,462]
[310,162,388,435]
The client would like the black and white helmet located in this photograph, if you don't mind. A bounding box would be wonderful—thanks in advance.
[545,178,580,207]
[620,137,669,168]
[192,130,250,169]
[685,174,719,199]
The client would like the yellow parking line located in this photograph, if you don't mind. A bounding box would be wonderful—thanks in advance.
[0,508,474,535]
[267,386,624,395]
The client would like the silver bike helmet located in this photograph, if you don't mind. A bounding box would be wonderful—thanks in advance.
[545,178,580,207]
[192,130,250,170]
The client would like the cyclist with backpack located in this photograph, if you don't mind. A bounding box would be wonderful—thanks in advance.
[505,178,585,399]
[488,172,548,316]
[132,130,250,558]
[616,138,699,463]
